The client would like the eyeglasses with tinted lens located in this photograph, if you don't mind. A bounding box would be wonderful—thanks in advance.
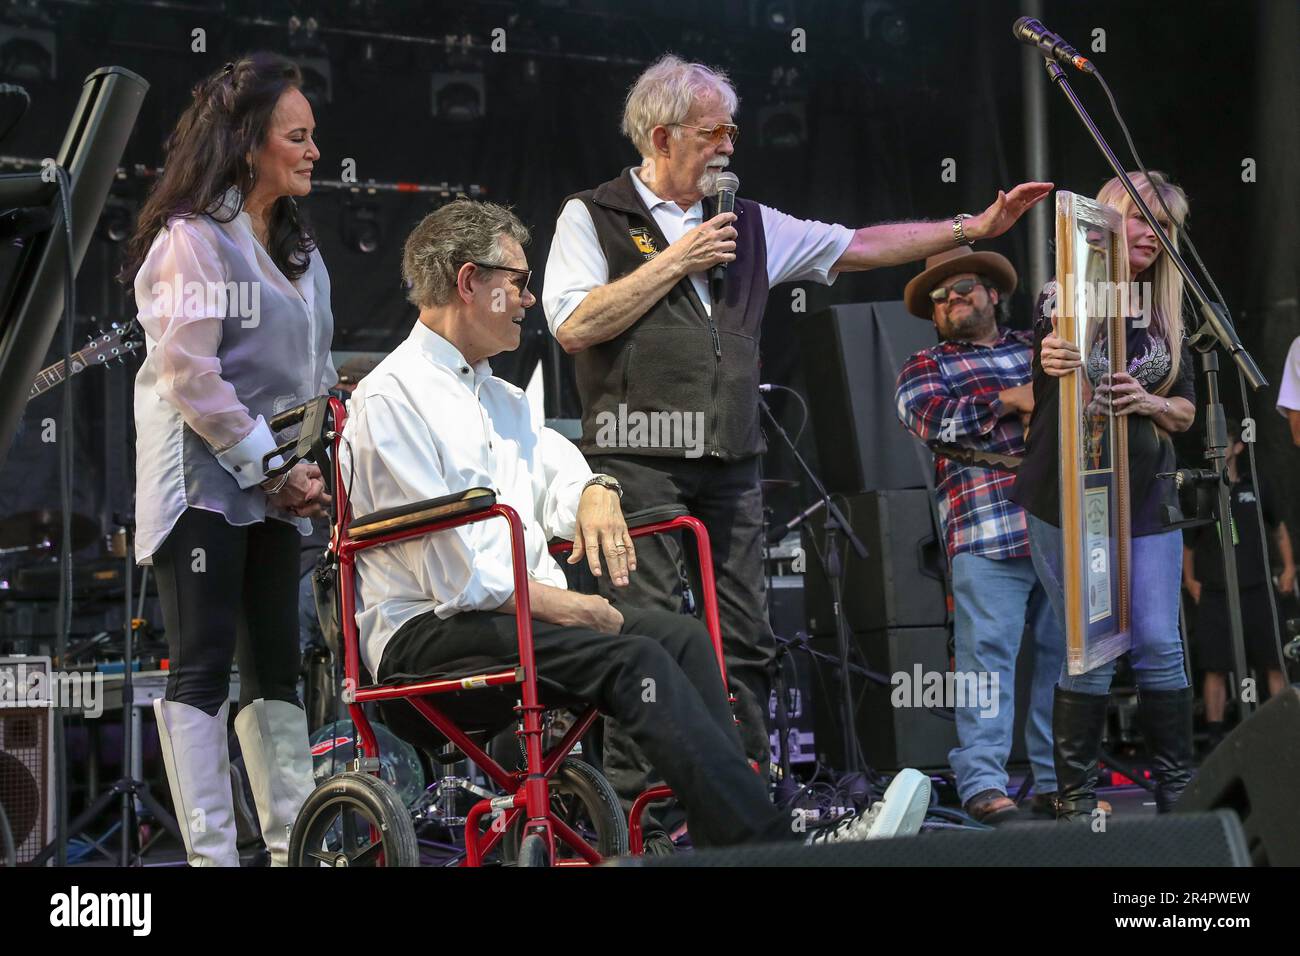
[928,277,986,303]
[468,261,532,294]
[672,123,740,146]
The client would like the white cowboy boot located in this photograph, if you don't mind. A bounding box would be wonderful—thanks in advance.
[153,698,241,866]
[234,698,315,866]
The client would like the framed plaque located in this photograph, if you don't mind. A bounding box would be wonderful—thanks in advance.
[1054,191,1132,675]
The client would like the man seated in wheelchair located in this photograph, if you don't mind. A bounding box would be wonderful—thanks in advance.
[340,199,929,848]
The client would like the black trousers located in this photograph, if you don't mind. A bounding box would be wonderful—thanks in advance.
[585,453,775,805]
[378,603,791,848]
[151,508,303,715]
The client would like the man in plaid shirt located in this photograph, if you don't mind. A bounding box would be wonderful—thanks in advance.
[894,246,1065,825]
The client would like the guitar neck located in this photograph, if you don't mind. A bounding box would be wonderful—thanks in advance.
[29,350,89,400]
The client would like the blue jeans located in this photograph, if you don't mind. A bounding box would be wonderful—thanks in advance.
[1026,514,1189,695]
[948,552,1063,803]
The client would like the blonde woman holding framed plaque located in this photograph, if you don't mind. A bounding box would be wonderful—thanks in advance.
[1011,172,1196,822]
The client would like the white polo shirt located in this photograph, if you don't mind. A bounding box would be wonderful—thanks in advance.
[543,167,854,334]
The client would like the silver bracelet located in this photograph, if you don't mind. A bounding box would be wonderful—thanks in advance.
[261,471,290,495]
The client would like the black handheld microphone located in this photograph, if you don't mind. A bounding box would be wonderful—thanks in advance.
[709,171,739,303]
[1012,16,1096,74]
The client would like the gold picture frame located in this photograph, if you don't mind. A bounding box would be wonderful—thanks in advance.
[1055,191,1132,675]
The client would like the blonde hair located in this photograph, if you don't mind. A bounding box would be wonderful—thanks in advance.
[1095,171,1189,395]
[621,54,738,160]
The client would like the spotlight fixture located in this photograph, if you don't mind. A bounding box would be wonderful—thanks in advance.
[289,15,331,106]
[0,26,55,83]
[341,194,381,254]
[863,2,910,47]
[96,198,134,244]
[431,72,485,122]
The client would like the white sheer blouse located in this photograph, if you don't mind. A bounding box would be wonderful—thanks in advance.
[132,194,336,564]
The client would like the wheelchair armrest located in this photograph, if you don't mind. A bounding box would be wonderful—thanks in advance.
[349,488,497,540]
[624,504,689,528]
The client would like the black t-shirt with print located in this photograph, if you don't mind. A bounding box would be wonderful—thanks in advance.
[1188,470,1280,590]
[1010,282,1197,535]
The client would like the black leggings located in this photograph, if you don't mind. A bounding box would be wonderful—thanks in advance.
[151,508,302,716]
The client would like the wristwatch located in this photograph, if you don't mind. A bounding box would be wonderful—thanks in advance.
[583,474,624,499]
[953,213,975,246]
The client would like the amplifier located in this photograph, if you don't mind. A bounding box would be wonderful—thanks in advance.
[799,302,937,495]
[0,655,55,864]
[802,489,946,633]
[767,575,814,766]
[809,627,958,772]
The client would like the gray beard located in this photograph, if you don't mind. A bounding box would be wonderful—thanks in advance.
[697,167,723,198]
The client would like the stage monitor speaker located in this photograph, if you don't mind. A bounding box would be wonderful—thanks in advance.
[1177,685,1300,866]
[802,489,946,633]
[613,810,1250,866]
[0,656,55,864]
[798,301,937,495]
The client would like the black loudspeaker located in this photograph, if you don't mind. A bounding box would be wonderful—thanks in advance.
[614,811,1250,866]
[808,624,1040,774]
[802,489,946,633]
[799,301,937,495]
[810,627,958,771]
[1177,686,1300,866]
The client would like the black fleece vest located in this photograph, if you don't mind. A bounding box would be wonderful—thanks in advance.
[564,168,769,461]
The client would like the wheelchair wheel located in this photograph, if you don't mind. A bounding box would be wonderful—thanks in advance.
[289,771,420,867]
[501,758,628,864]
[516,833,548,867]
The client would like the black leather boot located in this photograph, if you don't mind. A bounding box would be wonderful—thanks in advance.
[1052,687,1110,823]
[1136,686,1195,813]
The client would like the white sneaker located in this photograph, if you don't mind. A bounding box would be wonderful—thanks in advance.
[804,769,931,846]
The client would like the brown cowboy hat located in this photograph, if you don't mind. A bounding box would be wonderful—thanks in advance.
[903,246,1018,320]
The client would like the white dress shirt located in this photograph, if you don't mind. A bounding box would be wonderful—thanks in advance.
[1276,336,1300,416]
[543,167,854,334]
[133,191,336,564]
[341,322,594,678]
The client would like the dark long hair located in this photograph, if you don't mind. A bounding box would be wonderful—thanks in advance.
[121,52,316,288]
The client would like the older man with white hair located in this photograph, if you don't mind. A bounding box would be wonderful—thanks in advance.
[543,54,1051,817]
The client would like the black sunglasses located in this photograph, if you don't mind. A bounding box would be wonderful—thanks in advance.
[466,261,532,293]
[929,277,987,303]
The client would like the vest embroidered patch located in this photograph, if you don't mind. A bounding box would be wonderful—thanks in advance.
[628,227,658,260]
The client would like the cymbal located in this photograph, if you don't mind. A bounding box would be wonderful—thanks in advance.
[760,478,800,491]
[0,509,99,552]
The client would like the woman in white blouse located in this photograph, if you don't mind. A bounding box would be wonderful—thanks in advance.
[122,53,336,866]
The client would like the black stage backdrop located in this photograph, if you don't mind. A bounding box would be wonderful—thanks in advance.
[1,0,1296,545]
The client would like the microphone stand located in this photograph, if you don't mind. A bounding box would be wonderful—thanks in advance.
[759,394,876,802]
[1040,59,1264,716]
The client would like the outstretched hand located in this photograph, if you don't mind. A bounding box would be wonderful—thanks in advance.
[966,182,1054,241]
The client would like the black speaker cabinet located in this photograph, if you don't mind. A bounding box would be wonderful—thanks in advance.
[1178,685,1300,865]
[799,301,937,495]
[616,811,1250,867]
[802,489,946,634]
[810,627,958,772]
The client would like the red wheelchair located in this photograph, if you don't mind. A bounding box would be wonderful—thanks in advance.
[271,396,733,866]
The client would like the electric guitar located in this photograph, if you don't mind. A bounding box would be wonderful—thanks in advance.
[28,322,144,401]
